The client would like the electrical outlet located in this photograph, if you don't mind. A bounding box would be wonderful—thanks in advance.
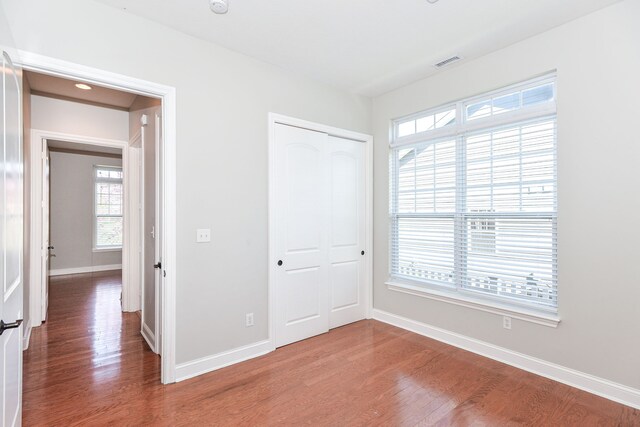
[246,313,254,327]
[196,229,211,243]
[503,316,512,330]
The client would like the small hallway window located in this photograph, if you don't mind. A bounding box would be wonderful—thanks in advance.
[94,166,123,249]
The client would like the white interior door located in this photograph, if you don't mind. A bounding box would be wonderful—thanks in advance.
[273,124,367,348]
[41,141,50,322]
[328,136,366,329]
[154,112,162,355]
[0,50,24,427]
[274,123,329,347]
[140,107,161,354]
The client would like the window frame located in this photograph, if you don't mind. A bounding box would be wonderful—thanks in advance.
[93,165,124,251]
[388,74,559,326]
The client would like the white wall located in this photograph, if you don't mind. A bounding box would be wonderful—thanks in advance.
[49,151,122,271]
[1,0,371,365]
[372,0,640,390]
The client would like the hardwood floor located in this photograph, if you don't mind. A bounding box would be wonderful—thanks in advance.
[23,271,639,426]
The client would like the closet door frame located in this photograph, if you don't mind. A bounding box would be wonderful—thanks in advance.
[268,113,373,350]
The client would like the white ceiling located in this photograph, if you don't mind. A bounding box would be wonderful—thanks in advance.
[93,0,620,97]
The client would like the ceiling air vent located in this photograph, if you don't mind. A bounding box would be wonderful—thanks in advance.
[434,56,462,68]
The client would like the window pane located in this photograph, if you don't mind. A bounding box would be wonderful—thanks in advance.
[466,119,556,213]
[397,148,416,212]
[416,115,435,133]
[435,109,456,128]
[97,194,110,205]
[397,107,456,138]
[96,204,109,215]
[523,83,554,106]
[397,120,416,137]
[96,183,110,194]
[96,169,110,178]
[109,194,122,206]
[393,217,455,287]
[493,92,520,115]
[466,100,492,121]
[96,217,123,247]
[398,140,456,213]
[462,216,556,307]
[110,204,123,216]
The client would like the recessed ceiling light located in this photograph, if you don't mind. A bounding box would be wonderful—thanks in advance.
[209,0,228,14]
[75,83,92,90]
[427,0,439,3]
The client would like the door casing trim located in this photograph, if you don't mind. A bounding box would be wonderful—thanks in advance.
[18,50,177,384]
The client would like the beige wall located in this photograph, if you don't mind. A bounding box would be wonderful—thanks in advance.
[49,151,123,271]
[31,95,129,141]
[29,94,129,273]
[372,0,640,389]
[1,0,371,364]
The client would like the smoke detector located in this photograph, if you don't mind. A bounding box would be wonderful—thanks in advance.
[210,0,228,14]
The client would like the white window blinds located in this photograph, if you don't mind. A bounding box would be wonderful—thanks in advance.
[94,166,124,249]
[390,75,557,311]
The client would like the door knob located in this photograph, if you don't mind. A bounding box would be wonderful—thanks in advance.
[277,260,283,266]
[361,251,365,255]
[154,262,162,269]
[48,246,54,250]
[0,319,23,336]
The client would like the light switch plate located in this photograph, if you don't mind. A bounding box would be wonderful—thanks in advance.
[196,229,211,243]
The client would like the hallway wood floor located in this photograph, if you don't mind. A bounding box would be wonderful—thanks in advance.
[23,271,639,426]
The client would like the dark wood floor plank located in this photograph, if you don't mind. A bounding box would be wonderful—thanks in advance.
[23,271,639,426]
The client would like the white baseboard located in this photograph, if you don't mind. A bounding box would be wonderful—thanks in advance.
[141,322,156,353]
[48,264,122,277]
[373,309,640,410]
[175,340,273,382]
[22,320,32,351]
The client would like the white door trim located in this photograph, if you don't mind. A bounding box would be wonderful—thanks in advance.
[18,50,177,384]
[267,113,374,351]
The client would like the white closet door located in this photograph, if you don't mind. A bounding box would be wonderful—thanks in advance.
[274,124,329,347]
[328,136,366,329]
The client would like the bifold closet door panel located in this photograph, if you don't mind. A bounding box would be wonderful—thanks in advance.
[274,123,330,347]
[328,136,367,329]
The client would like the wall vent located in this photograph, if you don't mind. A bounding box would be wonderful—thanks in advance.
[434,56,462,68]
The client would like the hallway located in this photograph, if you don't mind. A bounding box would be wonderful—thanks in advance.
[22,270,160,425]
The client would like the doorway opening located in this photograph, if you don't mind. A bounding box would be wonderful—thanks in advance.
[23,69,165,381]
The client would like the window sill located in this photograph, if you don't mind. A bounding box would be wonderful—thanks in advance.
[385,280,560,328]
[93,247,122,253]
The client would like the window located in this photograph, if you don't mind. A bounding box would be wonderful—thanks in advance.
[390,75,557,313]
[94,166,123,249]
